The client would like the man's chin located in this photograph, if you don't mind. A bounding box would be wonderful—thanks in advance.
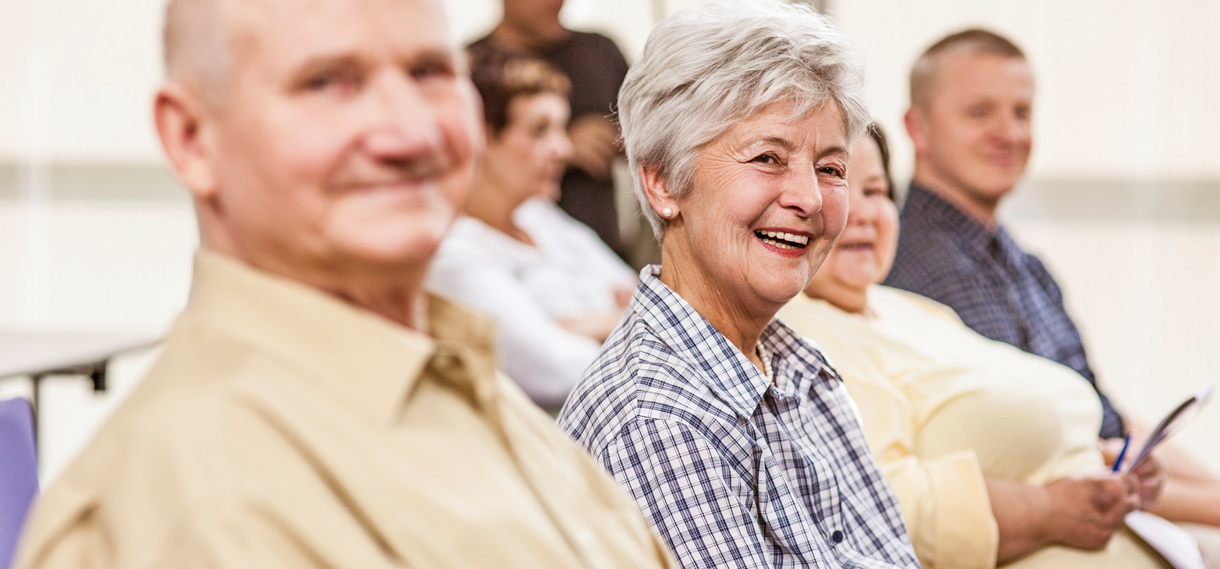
[965,177,1021,203]
[327,231,448,274]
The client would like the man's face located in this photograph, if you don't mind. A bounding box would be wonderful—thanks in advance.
[913,52,1033,208]
[205,0,481,284]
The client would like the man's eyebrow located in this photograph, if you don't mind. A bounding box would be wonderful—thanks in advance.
[290,53,366,80]
[404,47,460,70]
[288,47,459,81]
[413,48,457,63]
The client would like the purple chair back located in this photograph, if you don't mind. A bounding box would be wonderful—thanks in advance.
[0,398,38,569]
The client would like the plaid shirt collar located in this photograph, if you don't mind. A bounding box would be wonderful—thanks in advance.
[632,265,834,421]
[905,182,1026,268]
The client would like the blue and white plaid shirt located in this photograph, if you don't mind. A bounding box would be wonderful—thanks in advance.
[558,266,919,569]
[884,183,1125,439]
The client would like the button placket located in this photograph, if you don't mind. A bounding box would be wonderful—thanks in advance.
[791,374,847,547]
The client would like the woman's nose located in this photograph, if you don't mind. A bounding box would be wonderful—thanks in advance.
[776,166,823,217]
[848,193,877,225]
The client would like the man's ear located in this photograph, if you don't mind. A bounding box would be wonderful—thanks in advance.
[154,83,219,200]
[904,105,928,156]
[639,164,679,219]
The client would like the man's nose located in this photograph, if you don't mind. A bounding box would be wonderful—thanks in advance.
[993,110,1030,145]
[362,72,446,160]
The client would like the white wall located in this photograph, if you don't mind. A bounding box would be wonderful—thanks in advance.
[5,0,1220,175]
[2,0,1220,480]
[835,0,1220,183]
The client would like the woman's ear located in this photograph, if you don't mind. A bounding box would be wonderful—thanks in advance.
[640,164,679,220]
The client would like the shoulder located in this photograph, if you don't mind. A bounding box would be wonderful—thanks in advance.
[21,325,298,567]
[570,31,625,53]
[1018,248,1065,293]
[558,312,714,458]
[886,227,981,295]
[873,286,965,325]
[519,199,599,243]
[429,219,518,275]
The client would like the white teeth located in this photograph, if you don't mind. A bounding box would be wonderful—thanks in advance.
[756,230,809,247]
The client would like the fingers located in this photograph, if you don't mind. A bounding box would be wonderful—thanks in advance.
[1105,477,1140,524]
[1098,437,1126,466]
[570,146,612,179]
[1125,454,1168,509]
[1042,477,1128,550]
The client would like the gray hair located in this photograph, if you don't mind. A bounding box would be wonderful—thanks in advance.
[618,0,869,240]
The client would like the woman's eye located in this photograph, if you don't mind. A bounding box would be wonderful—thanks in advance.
[750,153,778,165]
[818,166,846,178]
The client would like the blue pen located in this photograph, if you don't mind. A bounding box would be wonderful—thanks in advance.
[1111,434,1132,473]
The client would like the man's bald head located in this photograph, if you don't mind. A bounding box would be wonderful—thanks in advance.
[163,0,233,106]
[154,0,482,329]
[909,28,1025,109]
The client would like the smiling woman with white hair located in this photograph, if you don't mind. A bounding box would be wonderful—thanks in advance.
[557,2,919,568]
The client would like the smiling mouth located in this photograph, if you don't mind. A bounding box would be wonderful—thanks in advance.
[754,229,810,250]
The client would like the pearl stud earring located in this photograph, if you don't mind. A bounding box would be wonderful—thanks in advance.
[662,207,674,218]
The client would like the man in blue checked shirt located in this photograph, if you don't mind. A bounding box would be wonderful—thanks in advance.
[558,3,921,568]
[882,28,1128,441]
[885,28,1220,550]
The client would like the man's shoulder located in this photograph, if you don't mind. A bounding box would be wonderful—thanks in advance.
[544,31,627,69]
[561,31,622,51]
[886,221,979,290]
[19,326,289,567]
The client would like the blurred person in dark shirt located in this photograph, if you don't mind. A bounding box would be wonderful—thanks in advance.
[471,0,631,259]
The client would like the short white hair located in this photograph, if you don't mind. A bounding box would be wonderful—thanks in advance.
[163,0,233,106]
[618,0,869,240]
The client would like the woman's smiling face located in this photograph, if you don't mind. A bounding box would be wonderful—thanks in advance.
[662,101,851,316]
[804,134,898,311]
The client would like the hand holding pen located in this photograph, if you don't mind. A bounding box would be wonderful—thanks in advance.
[1103,434,1166,510]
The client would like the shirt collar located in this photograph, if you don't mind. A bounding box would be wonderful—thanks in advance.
[905,182,1022,261]
[632,266,833,420]
[184,250,499,426]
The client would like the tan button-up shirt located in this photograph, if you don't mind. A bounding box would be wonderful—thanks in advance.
[16,251,676,569]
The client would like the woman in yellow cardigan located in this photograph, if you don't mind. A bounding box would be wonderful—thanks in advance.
[779,124,1181,569]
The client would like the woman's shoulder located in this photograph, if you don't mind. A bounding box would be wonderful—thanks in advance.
[872,285,966,326]
[517,200,631,266]
[558,310,720,449]
[433,216,531,266]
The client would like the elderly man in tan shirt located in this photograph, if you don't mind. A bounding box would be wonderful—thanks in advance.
[13,0,678,568]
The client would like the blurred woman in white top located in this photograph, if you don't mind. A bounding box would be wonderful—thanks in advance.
[427,49,634,409]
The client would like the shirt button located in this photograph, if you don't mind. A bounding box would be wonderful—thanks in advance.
[831,530,844,543]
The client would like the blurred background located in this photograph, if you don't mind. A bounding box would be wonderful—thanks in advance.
[2,0,1219,483]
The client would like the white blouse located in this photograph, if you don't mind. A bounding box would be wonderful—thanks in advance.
[427,198,636,407]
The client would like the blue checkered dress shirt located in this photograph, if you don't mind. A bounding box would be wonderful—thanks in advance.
[884,183,1125,439]
[558,266,920,569]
